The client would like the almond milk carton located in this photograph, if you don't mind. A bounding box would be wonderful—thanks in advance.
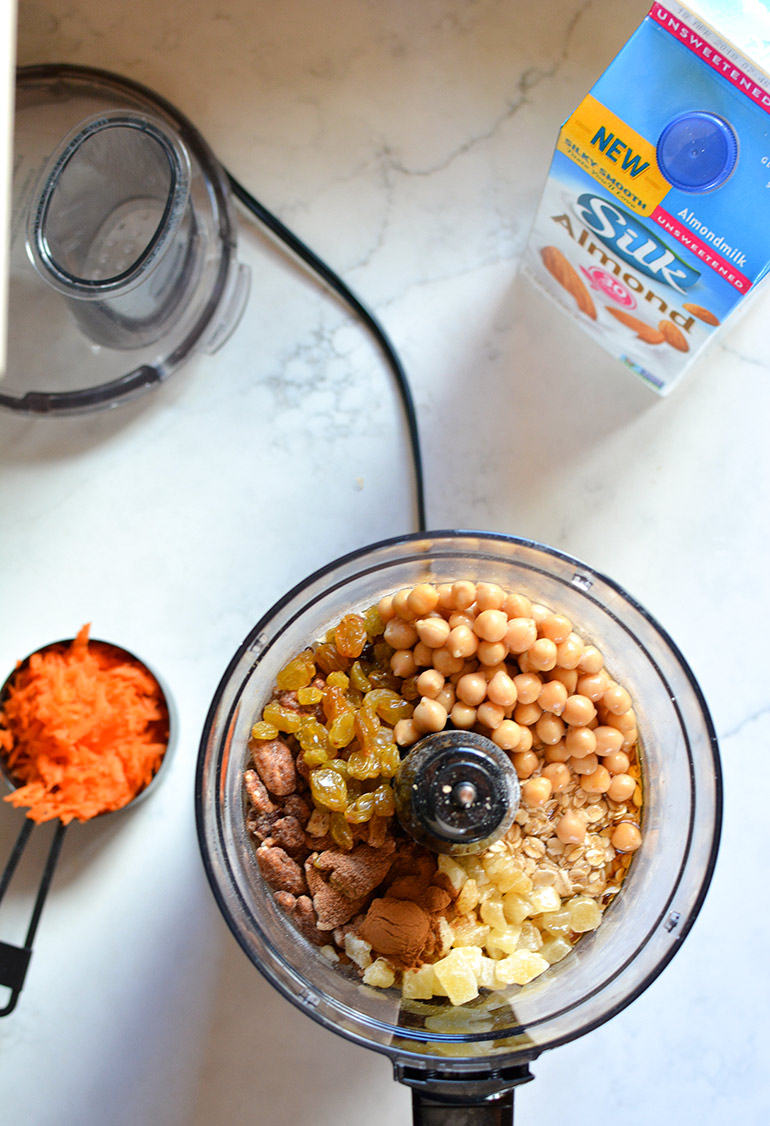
[522,1,770,393]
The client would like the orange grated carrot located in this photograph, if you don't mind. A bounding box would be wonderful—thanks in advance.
[0,625,169,825]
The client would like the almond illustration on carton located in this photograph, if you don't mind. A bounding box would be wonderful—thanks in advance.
[605,306,665,344]
[658,319,689,352]
[540,245,597,320]
[683,303,720,326]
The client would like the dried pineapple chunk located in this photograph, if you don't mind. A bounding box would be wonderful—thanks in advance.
[502,892,532,926]
[455,878,480,916]
[479,898,508,932]
[567,895,603,933]
[451,915,491,948]
[433,947,482,1006]
[363,958,396,988]
[493,950,549,987]
[485,927,523,958]
[437,853,467,892]
[402,964,437,1000]
[540,936,573,965]
[529,886,562,915]
[344,932,373,969]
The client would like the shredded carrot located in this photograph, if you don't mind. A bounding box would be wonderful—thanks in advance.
[0,625,169,825]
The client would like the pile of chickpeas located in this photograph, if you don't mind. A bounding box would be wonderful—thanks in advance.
[378,579,642,856]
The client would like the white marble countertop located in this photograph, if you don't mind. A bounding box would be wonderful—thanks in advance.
[2,0,768,1122]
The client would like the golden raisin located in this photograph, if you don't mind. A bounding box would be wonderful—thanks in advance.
[315,643,350,674]
[328,711,356,750]
[250,721,278,741]
[346,792,376,823]
[309,767,348,811]
[335,614,368,658]
[349,661,371,694]
[347,746,383,780]
[297,718,331,765]
[297,685,323,706]
[262,701,303,734]
[362,604,385,638]
[330,811,354,849]
[275,650,316,691]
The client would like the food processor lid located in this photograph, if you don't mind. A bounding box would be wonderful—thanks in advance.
[2,64,250,415]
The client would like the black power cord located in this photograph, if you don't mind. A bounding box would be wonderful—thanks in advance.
[226,171,427,534]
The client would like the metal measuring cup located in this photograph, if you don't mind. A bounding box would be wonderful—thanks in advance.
[0,637,173,1016]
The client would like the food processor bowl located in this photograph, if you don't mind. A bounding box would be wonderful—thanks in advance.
[195,531,721,1119]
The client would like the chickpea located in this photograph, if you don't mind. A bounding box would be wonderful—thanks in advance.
[604,708,637,734]
[539,613,572,644]
[556,634,584,669]
[548,667,578,693]
[576,671,609,702]
[513,672,542,705]
[512,750,538,779]
[603,750,630,775]
[378,594,396,623]
[522,776,553,806]
[620,727,639,750]
[607,773,636,802]
[416,616,451,649]
[517,651,532,673]
[577,644,604,674]
[477,700,505,730]
[517,725,534,752]
[544,742,571,763]
[448,610,476,629]
[556,810,587,845]
[529,603,550,625]
[456,672,487,707]
[503,592,532,619]
[416,668,444,699]
[451,580,476,610]
[407,583,440,617]
[535,713,565,746]
[447,624,479,660]
[482,662,508,681]
[561,694,597,727]
[450,701,477,729]
[393,588,417,620]
[412,641,433,667]
[564,725,597,759]
[571,753,599,776]
[514,701,542,727]
[602,682,633,716]
[384,618,419,650]
[390,649,416,678]
[490,719,522,751]
[474,608,508,643]
[581,765,612,794]
[593,725,624,756]
[394,718,420,746]
[538,679,568,715]
[435,684,456,714]
[527,637,558,672]
[487,670,517,708]
[505,617,537,654]
[436,583,455,611]
[432,646,465,676]
[475,582,506,611]
[413,697,448,734]
[543,762,572,792]
[611,821,642,853]
[477,640,507,666]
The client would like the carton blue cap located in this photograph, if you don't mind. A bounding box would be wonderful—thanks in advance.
[656,111,738,192]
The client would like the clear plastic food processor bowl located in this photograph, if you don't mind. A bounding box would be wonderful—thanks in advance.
[195,531,721,1112]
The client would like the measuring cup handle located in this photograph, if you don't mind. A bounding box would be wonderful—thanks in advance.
[0,818,67,1016]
